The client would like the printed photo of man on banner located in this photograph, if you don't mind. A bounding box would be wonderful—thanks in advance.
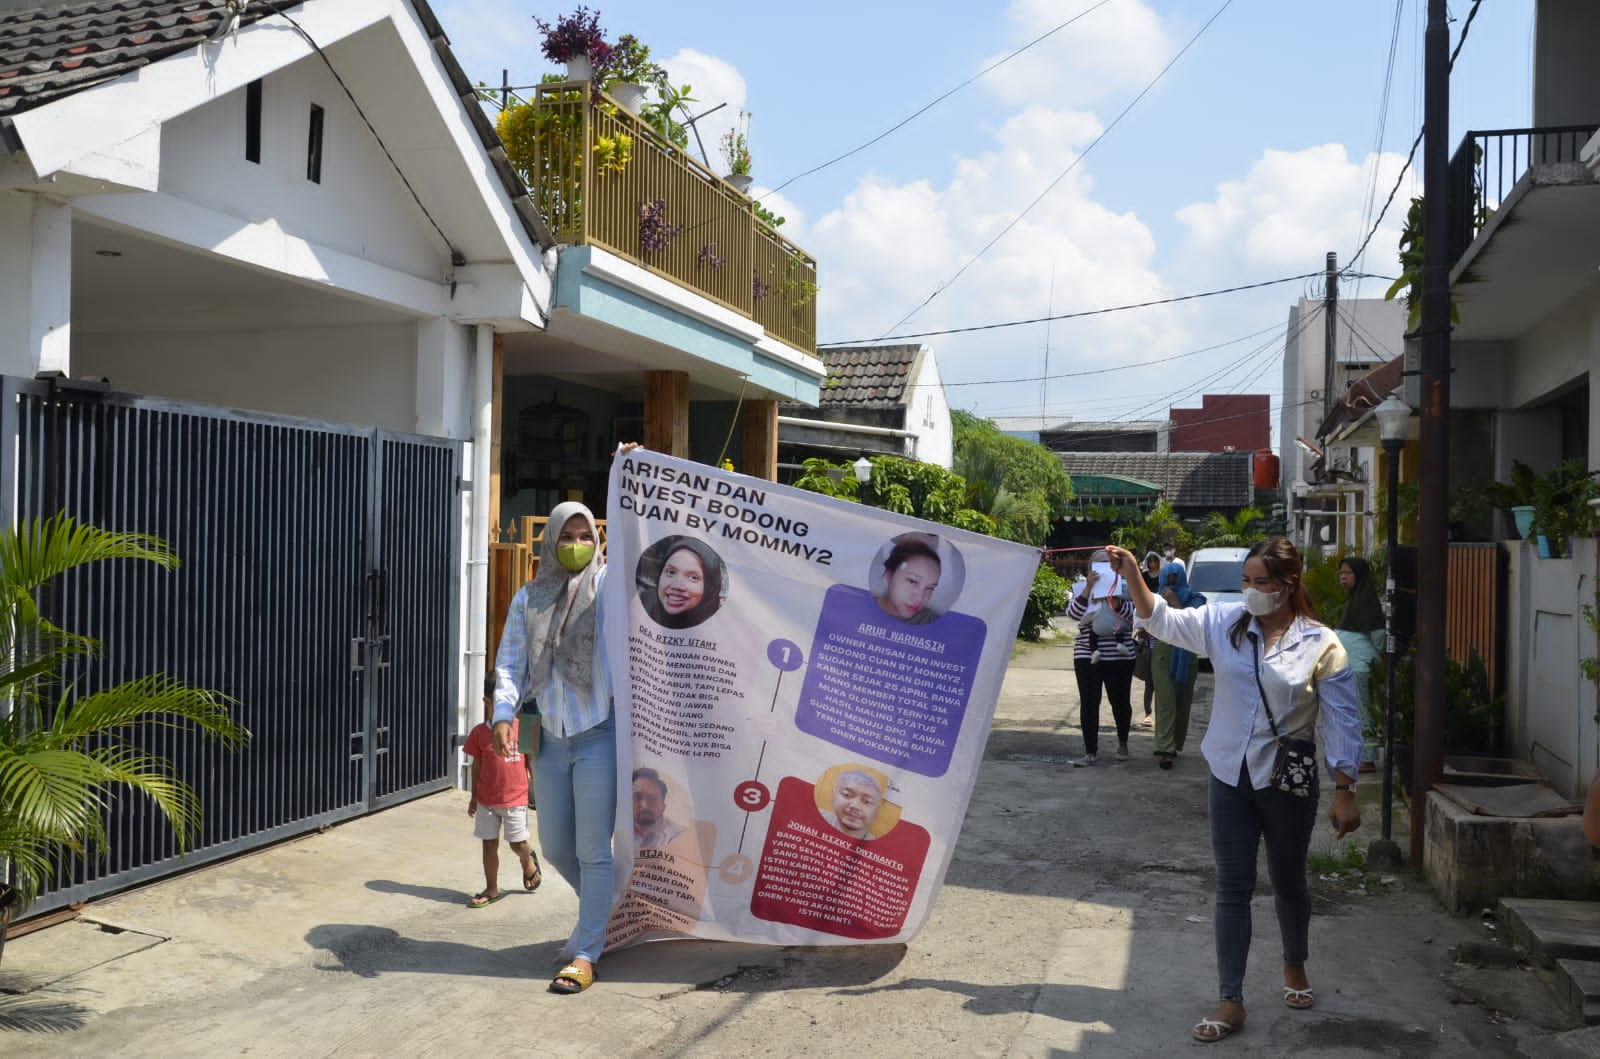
[602,452,1039,951]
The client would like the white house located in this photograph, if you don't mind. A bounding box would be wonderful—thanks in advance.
[0,0,825,908]
[1279,293,1405,553]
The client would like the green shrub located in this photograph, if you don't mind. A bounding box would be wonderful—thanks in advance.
[1018,562,1069,641]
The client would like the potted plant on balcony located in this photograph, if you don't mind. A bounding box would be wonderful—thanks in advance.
[1527,458,1600,558]
[535,6,610,83]
[1477,459,1539,538]
[720,111,753,194]
[604,34,660,115]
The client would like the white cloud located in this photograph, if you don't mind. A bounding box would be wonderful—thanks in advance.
[657,49,747,170]
[981,0,1173,109]
[803,102,1184,419]
[1175,144,1418,274]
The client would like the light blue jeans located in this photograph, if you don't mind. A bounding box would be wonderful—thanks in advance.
[533,716,617,964]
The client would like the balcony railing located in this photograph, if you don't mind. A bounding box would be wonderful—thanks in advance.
[1447,124,1600,266]
[521,82,817,354]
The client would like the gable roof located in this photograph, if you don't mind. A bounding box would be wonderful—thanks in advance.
[1058,450,1254,508]
[0,0,553,248]
[812,344,923,409]
[0,1,291,117]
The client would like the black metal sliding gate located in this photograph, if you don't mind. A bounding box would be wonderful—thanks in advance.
[1,377,462,913]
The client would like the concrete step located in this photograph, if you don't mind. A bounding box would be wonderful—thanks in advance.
[1503,897,1600,967]
[1559,959,1600,1026]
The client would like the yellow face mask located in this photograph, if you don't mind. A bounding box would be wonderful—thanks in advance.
[557,542,595,572]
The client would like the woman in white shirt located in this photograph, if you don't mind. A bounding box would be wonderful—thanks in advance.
[1107,539,1363,1045]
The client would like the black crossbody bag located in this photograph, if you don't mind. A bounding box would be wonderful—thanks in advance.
[1249,632,1319,798]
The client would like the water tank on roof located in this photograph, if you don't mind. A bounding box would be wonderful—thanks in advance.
[1253,449,1280,490]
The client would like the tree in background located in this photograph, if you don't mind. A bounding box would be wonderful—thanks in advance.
[1111,501,1189,558]
[951,410,1074,546]
[1191,507,1266,548]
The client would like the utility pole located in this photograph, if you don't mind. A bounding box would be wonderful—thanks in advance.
[1412,0,1451,863]
[1323,251,1338,424]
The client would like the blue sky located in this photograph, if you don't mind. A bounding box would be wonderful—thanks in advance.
[434,0,1536,425]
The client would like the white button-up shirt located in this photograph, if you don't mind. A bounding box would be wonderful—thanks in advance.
[1137,597,1363,789]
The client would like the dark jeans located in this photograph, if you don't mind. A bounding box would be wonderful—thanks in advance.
[1073,657,1135,754]
[1208,760,1318,1002]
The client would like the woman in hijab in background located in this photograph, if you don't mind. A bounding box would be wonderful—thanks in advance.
[492,501,616,995]
[1334,556,1386,736]
[1137,552,1163,727]
[1151,560,1205,769]
[641,537,726,629]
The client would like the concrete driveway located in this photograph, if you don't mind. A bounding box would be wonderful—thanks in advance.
[0,627,1581,1057]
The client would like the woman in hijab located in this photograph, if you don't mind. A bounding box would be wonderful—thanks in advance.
[1334,556,1385,728]
[1064,548,1138,764]
[491,501,615,995]
[1151,560,1205,769]
[1137,552,1163,727]
[641,537,725,629]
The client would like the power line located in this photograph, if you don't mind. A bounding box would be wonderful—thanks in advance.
[1044,301,1326,442]
[253,0,459,261]
[872,0,1237,339]
[906,320,1286,390]
[819,270,1317,347]
[1341,0,1486,277]
[765,0,1117,197]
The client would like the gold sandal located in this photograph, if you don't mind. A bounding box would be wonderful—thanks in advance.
[549,962,594,994]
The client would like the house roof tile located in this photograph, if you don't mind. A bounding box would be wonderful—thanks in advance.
[0,1,555,249]
[801,343,922,410]
[0,2,289,117]
[1058,450,1255,508]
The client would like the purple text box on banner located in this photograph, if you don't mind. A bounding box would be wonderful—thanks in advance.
[794,585,986,777]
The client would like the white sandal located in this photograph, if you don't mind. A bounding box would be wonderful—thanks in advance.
[1283,986,1314,1009]
[1192,1017,1239,1042]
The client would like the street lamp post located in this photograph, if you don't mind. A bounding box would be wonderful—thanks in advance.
[852,455,874,504]
[1368,393,1411,870]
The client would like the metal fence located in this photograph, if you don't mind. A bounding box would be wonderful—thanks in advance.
[1448,124,1600,265]
[1,377,462,912]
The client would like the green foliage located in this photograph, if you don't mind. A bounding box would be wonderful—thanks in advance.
[752,201,786,229]
[1192,507,1265,548]
[869,456,974,525]
[0,515,249,907]
[1527,459,1600,552]
[1110,500,1188,557]
[1384,194,1466,330]
[1018,562,1069,642]
[1582,590,1600,723]
[1307,840,1366,874]
[1368,645,1500,754]
[1301,548,1364,627]
[640,79,695,148]
[951,410,1073,546]
[792,457,862,502]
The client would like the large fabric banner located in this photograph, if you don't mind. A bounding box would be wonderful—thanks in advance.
[602,453,1039,950]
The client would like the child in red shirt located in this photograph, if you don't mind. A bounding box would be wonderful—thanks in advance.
[463,679,541,907]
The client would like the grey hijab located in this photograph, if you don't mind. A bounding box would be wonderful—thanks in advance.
[521,501,602,697]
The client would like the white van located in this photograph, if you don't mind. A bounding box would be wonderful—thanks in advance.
[1186,546,1250,609]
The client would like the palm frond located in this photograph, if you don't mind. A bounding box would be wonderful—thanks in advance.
[48,676,247,749]
[0,514,177,600]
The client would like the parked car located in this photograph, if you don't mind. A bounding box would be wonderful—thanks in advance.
[1186,546,1250,609]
